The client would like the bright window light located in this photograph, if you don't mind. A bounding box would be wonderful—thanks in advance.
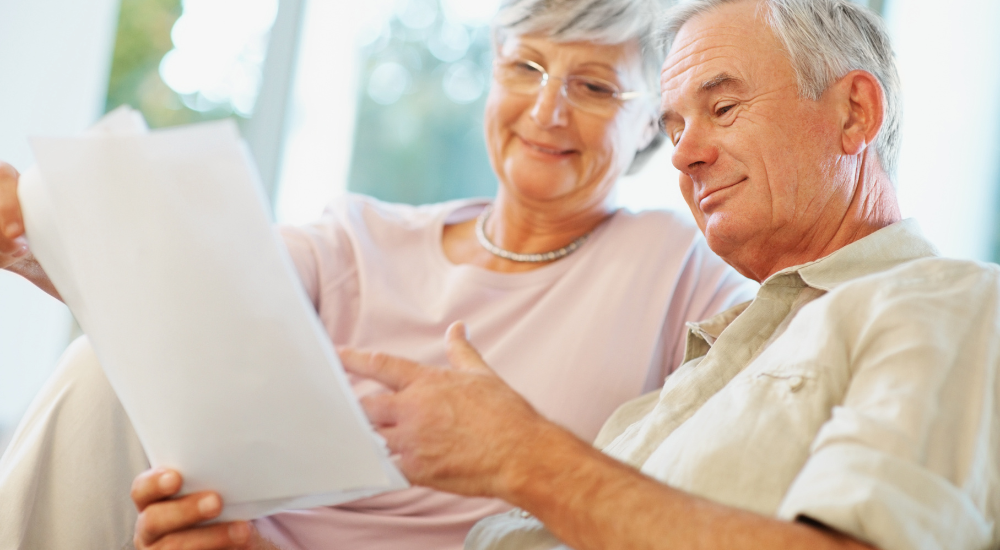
[158,0,278,117]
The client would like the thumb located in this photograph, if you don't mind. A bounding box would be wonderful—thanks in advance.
[445,321,491,373]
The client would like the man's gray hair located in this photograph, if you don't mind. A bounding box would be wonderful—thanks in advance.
[491,0,669,173]
[660,0,901,177]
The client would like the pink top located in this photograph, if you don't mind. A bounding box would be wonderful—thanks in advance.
[254,195,756,549]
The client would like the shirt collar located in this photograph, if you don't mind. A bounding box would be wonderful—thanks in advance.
[683,219,938,359]
[768,218,939,292]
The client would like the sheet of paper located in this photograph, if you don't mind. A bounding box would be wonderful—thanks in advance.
[18,108,407,521]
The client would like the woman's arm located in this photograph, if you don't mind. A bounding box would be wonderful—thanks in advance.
[0,162,61,300]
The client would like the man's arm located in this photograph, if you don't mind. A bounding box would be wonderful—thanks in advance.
[340,323,876,550]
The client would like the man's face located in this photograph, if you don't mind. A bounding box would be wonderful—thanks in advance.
[660,0,851,280]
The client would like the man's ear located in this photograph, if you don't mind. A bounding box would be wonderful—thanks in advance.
[837,70,885,156]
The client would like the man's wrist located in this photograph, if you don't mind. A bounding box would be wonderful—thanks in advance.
[494,418,604,508]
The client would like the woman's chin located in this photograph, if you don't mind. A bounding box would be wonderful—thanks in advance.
[502,164,579,203]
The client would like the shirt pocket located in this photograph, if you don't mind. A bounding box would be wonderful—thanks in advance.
[752,368,815,394]
[746,363,842,432]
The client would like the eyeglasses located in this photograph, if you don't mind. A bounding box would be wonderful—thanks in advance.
[493,58,648,118]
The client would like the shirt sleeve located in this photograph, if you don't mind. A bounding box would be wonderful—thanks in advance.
[277,196,362,344]
[777,259,1000,550]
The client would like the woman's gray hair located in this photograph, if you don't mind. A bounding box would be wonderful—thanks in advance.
[660,0,902,178]
[491,0,670,174]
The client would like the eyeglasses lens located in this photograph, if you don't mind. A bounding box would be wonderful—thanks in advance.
[495,60,624,117]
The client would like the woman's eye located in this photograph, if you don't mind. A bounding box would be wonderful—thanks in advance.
[512,61,542,75]
[571,79,616,99]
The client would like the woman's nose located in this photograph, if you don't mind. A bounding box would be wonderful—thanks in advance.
[670,123,719,174]
[530,80,569,128]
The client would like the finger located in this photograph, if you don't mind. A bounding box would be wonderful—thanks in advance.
[0,162,24,241]
[359,393,399,426]
[136,491,224,544]
[339,348,424,391]
[445,322,492,373]
[374,425,405,458]
[136,521,251,550]
[132,468,183,512]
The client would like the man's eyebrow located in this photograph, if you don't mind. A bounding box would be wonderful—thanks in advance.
[658,73,749,132]
[700,72,747,92]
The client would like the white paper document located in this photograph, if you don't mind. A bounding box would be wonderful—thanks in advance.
[18,108,408,520]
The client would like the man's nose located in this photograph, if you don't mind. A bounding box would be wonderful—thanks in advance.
[670,123,719,174]
[530,79,569,128]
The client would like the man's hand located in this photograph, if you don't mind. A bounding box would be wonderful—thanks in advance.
[340,321,568,500]
[131,468,276,550]
[342,324,880,550]
[0,162,30,269]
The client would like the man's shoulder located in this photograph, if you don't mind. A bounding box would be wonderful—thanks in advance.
[845,256,999,292]
[820,256,1000,322]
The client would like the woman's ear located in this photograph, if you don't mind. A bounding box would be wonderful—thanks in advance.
[837,70,885,156]
[626,110,664,175]
[638,108,659,151]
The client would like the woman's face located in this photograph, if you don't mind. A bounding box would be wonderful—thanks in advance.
[484,34,656,212]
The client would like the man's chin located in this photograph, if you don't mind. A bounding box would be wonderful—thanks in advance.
[701,216,754,258]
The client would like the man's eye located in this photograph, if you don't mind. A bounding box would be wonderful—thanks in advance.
[716,104,736,117]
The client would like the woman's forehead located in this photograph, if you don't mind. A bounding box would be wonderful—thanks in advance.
[500,35,643,73]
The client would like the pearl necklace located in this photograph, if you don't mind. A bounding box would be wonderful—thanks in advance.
[474,205,593,263]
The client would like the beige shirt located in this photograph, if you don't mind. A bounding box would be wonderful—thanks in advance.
[467,220,1000,550]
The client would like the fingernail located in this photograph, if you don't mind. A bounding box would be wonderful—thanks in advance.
[198,494,221,516]
[3,222,20,237]
[229,521,250,543]
[11,236,28,258]
[159,471,179,492]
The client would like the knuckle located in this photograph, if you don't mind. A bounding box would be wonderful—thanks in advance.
[368,351,390,367]
[0,162,17,179]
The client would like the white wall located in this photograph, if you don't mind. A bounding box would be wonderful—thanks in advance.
[0,0,120,451]
[884,0,1000,261]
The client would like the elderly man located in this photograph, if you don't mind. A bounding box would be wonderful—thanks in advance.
[127,0,1000,548]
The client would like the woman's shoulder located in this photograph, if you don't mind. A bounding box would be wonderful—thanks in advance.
[333,193,488,233]
[605,207,702,243]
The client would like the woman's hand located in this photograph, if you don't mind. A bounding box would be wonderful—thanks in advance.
[0,160,62,299]
[131,468,273,550]
[0,162,30,270]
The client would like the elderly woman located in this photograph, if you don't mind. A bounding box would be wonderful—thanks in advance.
[0,0,754,549]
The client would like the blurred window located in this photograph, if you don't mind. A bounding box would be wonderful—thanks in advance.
[105,0,278,126]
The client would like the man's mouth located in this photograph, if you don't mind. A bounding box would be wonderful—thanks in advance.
[698,177,747,207]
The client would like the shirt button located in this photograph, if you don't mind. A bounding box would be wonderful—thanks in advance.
[519,509,532,519]
[788,376,805,392]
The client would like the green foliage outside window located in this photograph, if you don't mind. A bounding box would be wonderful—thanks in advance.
[105,0,238,127]
[105,0,497,205]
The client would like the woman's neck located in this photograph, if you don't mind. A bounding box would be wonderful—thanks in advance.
[486,193,614,254]
[441,193,615,274]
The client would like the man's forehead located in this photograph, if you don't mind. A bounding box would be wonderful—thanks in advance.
[659,2,789,101]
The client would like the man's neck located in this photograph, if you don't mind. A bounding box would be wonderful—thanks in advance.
[740,171,902,282]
